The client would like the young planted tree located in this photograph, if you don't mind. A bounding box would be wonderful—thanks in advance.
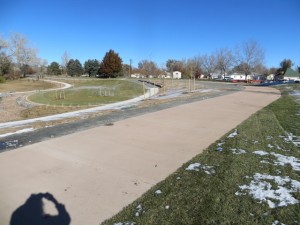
[66,59,83,76]
[99,49,122,78]
[84,59,100,77]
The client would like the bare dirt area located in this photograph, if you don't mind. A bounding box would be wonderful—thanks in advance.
[0,94,25,123]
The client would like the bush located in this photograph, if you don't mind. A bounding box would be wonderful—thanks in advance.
[0,76,5,83]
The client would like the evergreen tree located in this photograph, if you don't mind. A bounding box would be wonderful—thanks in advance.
[99,49,122,78]
[66,59,83,76]
[47,61,61,75]
[84,59,100,77]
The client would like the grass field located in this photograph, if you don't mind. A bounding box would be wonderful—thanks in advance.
[28,79,144,106]
[0,79,57,92]
[102,84,300,225]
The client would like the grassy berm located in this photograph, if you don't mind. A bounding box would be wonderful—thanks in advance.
[102,84,300,225]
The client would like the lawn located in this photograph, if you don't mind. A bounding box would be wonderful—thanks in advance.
[102,84,300,225]
[28,79,144,106]
[0,79,57,92]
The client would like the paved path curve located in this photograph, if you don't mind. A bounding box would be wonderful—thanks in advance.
[0,86,280,225]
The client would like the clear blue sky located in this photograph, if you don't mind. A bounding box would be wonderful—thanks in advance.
[1,0,299,68]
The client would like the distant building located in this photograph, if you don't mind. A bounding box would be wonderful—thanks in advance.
[284,68,300,81]
[172,71,182,79]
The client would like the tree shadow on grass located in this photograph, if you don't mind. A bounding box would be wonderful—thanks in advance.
[10,192,71,225]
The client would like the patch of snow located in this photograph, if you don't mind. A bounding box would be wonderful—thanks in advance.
[186,162,215,174]
[113,222,135,225]
[227,129,238,138]
[271,153,300,172]
[235,173,300,208]
[0,128,35,138]
[253,150,269,156]
[186,163,201,171]
[3,140,18,148]
[254,151,300,172]
[231,148,247,154]
[135,204,143,217]
[202,166,216,175]
[268,144,274,148]
[165,205,170,209]
[176,176,181,180]
[253,140,259,144]
[216,142,225,151]
[281,133,300,147]
[272,220,285,225]
[260,160,271,164]
[155,190,162,195]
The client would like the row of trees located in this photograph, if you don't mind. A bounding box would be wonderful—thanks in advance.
[48,50,123,78]
[134,40,267,79]
[1,33,297,80]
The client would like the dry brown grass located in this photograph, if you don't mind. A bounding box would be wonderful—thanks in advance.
[0,79,57,92]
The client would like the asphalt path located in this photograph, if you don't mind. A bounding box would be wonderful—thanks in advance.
[0,81,242,152]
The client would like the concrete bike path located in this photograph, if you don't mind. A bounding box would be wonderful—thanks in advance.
[0,86,280,225]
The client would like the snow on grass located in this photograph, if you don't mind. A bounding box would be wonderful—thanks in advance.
[186,162,215,174]
[253,151,300,172]
[216,142,225,151]
[235,173,300,208]
[227,129,238,138]
[231,148,247,155]
[272,220,285,225]
[113,222,135,225]
[186,163,201,171]
[155,190,162,195]
[280,133,300,147]
[253,150,269,156]
[0,140,19,148]
[271,152,300,172]
[135,204,143,217]
[165,205,170,210]
[0,128,35,138]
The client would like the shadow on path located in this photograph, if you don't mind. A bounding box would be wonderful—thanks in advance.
[10,192,71,225]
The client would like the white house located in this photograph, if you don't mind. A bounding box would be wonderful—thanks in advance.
[172,71,182,79]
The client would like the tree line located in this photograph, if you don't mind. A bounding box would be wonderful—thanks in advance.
[1,33,299,82]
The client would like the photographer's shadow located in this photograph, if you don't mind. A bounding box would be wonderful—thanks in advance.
[10,192,71,225]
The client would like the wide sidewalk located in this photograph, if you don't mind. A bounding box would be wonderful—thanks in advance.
[0,86,280,225]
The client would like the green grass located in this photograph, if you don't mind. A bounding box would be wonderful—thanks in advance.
[28,80,144,106]
[102,84,300,225]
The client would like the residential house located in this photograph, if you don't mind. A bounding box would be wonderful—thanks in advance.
[284,68,300,81]
[172,71,182,79]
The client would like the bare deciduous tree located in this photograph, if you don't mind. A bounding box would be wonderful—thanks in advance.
[199,54,217,78]
[235,40,265,75]
[8,33,39,77]
[215,48,234,77]
[61,51,70,74]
